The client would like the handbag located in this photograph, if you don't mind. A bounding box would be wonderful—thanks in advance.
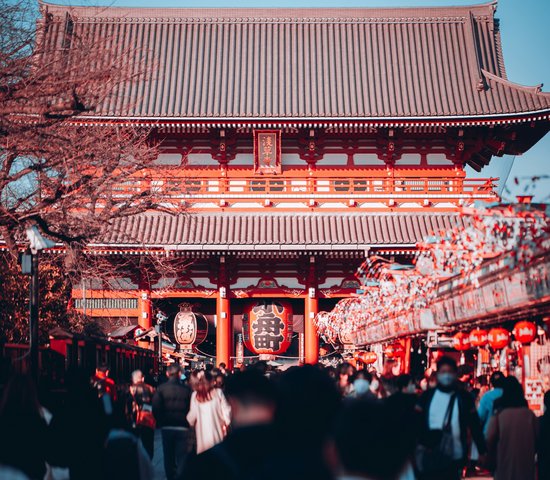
[136,403,156,429]
[415,393,457,474]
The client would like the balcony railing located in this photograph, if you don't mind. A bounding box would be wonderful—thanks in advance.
[112,176,498,206]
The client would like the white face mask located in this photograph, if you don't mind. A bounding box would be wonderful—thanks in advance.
[370,380,380,392]
[406,383,416,394]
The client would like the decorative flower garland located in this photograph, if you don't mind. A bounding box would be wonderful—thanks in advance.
[315,204,549,345]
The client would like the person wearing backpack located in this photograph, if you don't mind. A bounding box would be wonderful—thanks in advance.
[126,370,156,459]
[415,356,487,480]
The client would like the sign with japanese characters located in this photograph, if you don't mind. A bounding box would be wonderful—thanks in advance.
[253,130,282,174]
[243,300,293,354]
[172,310,208,349]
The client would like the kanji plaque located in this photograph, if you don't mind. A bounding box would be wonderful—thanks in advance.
[243,300,293,355]
[253,130,282,174]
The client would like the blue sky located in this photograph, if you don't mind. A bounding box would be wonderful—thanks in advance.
[52,0,550,201]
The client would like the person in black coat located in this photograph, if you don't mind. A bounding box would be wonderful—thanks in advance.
[539,390,550,480]
[184,369,278,480]
[415,356,487,480]
[152,364,192,480]
[0,374,50,479]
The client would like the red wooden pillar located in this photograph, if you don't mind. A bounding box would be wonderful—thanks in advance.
[216,256,232,368]
[137,291,152,330]
[402,337,412,374]
[304,256,319,364]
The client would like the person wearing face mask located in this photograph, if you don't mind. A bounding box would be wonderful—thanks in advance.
[351,370,378,401]
[415,356,486,480]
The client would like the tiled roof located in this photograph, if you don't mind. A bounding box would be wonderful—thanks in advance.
[92,212,466,250]
[40,2,550,122]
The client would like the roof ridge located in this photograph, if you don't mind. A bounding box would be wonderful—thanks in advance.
[40,1,498,21]
[482,69,550,96]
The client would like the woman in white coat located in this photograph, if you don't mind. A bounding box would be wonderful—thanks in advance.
[187,370,231,454]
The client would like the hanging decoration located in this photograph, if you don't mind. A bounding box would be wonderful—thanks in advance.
[315,204,549,347]
[469,328,488,347]
[488,328,510,350]
[355,351,377,365]
[512,321,537,345]
[170,304,208,349]
[384,343,405,358]
[243,300,293,355]
[453,332,471,351]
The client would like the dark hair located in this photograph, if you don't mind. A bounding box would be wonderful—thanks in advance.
[544,390,550,410]
[334,399,410,479]
[166,364,181,378]
[396,374,412,391]
[380,375,399,395]
[275,365,341,446]
[0,374,41,418]
[490,371,505,389]
[225,370,276,407]
[354,369,373,383]
[498,376,528,410]
[97,364,109,374]
[436,356,458,372]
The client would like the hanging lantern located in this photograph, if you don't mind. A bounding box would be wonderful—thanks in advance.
[469,328,488,347]
[513,321,537,345]
[384,343,404,358]
[170,305,208,349]
[452,332,471,351]
[356,351,377,365]
[488,328,510,350]
[243,300,293,355]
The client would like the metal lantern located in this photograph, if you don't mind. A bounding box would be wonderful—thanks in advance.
[243,300,293,355]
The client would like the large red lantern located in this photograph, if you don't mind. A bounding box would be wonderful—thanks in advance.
[469,328,488,347]
[384,343,404,358]
[355,351,377,365]
[243,300,293,355]
[513,321,537,345]
[452,332,471,351]
[171,309,208,349]
[488,328,510,350]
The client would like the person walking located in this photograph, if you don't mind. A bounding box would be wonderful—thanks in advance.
[91,364,117,401]
[539,390,550,480]
[486,376,538,480]
[187,369,231,454]
[0,374,50,479]
[478,371,505,434]
[126,369,155,459]
[415,356,487,480]
[152,364,192,480]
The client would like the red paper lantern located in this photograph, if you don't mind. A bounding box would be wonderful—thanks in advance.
[469,328,488,347]
[384,343,404,358]
[356,351,377,365]
[513,321,537,345]
[488,328,510,350]
[243,300,293,355]
[452,332,471,351]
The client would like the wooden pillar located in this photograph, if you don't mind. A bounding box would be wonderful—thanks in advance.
[403,337,412,374]
[216,256,232,368]
[137,291,152,330]
[304,256,319,364]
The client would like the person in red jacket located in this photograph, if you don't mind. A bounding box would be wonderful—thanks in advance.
[91,364,117,402]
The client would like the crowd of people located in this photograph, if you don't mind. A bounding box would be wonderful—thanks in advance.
[0,356,549,480]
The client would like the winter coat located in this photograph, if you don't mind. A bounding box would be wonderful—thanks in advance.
[152,378,191,428]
